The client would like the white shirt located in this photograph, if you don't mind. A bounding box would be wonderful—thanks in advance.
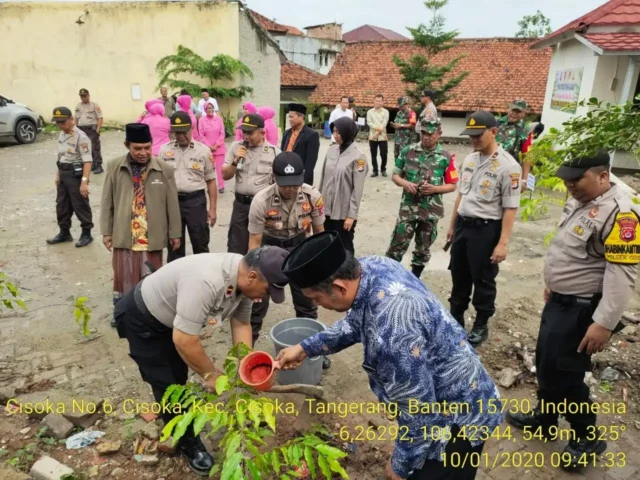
[198,97,219,114]
[328,107,354,143]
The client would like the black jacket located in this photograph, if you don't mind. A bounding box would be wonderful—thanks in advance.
[281,125,320,186]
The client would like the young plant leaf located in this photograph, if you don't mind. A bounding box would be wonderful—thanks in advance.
[221,452,243,480]
[193,413,210,437]
[160,415,182,442]
[305,446,317,479]
[216,375,231,395]
[172,410,196,445]
[327,456,348,478]
[317,454,332,480]
[315,444,347,459]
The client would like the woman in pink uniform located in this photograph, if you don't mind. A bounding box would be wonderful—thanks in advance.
[176,94,200,140]
[235,102,258,141]
[257,106,278,145]
[141,103,170,156]
[198,103,227,193]
[136,99,163,123]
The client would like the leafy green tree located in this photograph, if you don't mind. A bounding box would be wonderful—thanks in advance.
[515,10,552,38]
[393,0,469,107]
[156,45,254,99]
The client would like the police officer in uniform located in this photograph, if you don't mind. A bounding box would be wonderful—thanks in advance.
[114,247,290,476]
[47,107,94,248]
[159,111,218,262]
[248,152,326,346]
[75,88,104,174]
[222,114,280,254]
[507,151,640,469]
[446,111,522,346]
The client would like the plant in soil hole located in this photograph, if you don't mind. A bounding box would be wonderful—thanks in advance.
[5,443,36,472]
[161,343,350,479]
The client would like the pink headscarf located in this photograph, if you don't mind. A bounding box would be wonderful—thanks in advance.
[176,95,200,140]
[141,104,170,156]
[137,99,163,123]
[235,102,259,140]
[148,103,165,116]
[258,106,278,145]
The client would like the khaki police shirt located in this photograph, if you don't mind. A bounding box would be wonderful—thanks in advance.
[319,143,368,220]
[543,184,640,330]
[457,147,522,220]
[415,103,438,133]
[159,140,216,193]
[248,184,326,239]
[57,126,92,165]
[141,253,253,336]
[224,141,280,196]
[75,101,103,127]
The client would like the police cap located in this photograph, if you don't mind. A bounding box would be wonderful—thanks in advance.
[79,88,90,96]
[240,114,265,132]
[273,152,305,187]
[170,111,192,132]
[460,111,498,136]
[51,107,73,122]
[282,231,346,289]
[556,151,611,181]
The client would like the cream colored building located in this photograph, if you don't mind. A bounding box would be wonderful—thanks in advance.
[0,0,283,125]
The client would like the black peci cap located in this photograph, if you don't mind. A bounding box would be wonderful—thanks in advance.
[125,123,152,144]
[240,114,265,132]
[288,103,307,115]
[556,151,611,181]
[273,152,305,187]
[170,111,192,132]
[282,231,347,289]
[460,111,498,136]
[51,107,73,122]
[255,246,290,304]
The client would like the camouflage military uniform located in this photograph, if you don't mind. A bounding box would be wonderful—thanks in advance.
[393,104,417,158]
[386,142,453,268]
[496,117,530,162]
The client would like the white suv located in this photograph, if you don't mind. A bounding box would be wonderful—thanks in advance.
[0,94,43,144]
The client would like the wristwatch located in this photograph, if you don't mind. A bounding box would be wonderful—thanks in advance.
[232,160,238,167]
[82,177,89,183]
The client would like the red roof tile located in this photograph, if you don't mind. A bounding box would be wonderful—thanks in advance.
[249,9,303,36]
[344,25,409,42]
[532,0,640,47]
[309,39,551,114]
[281,62,324,88]
[583,32,640,51]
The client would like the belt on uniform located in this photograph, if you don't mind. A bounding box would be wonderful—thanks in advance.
[457,215,500,226]
[133,281,153,318]
[178,189,205,201]
[56,163,76,171]
[549,291,601,308]
[79,125,97,130]
[235,193,254,205]
[262,233,306,249]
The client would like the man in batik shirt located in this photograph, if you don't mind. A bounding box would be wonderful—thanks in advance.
[275,231,503,480]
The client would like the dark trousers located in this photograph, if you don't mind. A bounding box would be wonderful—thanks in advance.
[325,217,356,254]
[56,169,93,230]
[167,190,210,263]
[409,426,484,480]
[448,217,501,326]
[227,199,251,255]
[78,126,102,167]
[369,140,388,173]
[534,294,600,436]
[114,287,188,424]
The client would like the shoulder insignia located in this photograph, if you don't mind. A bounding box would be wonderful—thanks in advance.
[604,211,640,264]
[510,173,520,189]
[356,159,365,172]
[467,161,474,168]
[263,146,269,153]
[80,143,89,153]
[315,197,324,209]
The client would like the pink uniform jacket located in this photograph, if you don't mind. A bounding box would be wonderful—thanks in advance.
[141,103,171,156]
[176,95,200,141]
[258,106,278,146]
[235,102,258,141]
[198,114,226,156]
[136,99,163,123]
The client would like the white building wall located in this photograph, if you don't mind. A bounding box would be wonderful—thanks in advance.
[591,55,630,105]
[275,35,343,74]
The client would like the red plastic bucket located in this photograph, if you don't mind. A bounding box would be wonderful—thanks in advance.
[239,351,276,391]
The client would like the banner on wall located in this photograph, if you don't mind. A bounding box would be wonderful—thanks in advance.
[550,68,584,114]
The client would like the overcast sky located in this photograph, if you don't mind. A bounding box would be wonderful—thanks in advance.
[1,0,604,38]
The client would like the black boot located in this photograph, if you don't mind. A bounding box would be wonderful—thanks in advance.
[322,356,331,369]
[46,229,73,245]
[561,438,606,470]
[181,435,214,476]
[370,172,379,178]
[411,265,424,279]
[506,407,557,440]
[92,164,104,174]
[381,171,387,177]
[468,319,489,347]
[75,229,93,248]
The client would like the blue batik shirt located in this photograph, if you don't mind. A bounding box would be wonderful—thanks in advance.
[300,256,503,478]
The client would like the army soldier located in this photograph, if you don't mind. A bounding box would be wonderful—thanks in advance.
[446,111,522,347]
[222,114,280,254]
[75,88,104,174]
[47,107,94,248]
[386,118,458,278]
[114,247,290,476]
[391,97,417,159]
[159,111,218,262]
[496,99,533,186]
[248,152,325,346]
[507,151,640,470]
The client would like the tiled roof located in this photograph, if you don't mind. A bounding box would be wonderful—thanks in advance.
[532,0,640,47]
[309,39,551,114]
[344,25,409,42]
[281,61,324,88]
[583,32,640,51]
[249,9,303,36]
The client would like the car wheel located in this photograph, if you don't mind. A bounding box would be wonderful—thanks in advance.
[15,119,37,144]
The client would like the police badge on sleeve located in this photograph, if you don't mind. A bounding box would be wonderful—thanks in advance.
[605,211,640,264]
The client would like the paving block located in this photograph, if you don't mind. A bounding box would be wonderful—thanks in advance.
[40,413,74,440]
[30,456,74,480]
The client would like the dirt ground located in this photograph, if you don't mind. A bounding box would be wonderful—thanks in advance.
[1,131,640,480]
